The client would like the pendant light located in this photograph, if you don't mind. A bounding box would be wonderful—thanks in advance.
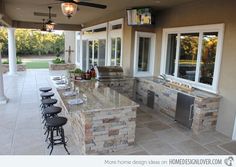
[46,6,55,32]
[61,2,78,19]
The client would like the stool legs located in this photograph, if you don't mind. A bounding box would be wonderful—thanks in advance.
[47,126,70,155]
[49,128,54,155]
[61,128,70,155]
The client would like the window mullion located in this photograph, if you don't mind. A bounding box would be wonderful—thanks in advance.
[92,40,94,66]
[174,33,181,77]
[97,41,100,66]
[195,32,203,83]
[115,38,117,66]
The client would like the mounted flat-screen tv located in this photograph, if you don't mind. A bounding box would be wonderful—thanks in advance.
[127,7,155,26]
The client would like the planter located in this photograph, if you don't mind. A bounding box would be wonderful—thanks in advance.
[2,64,26,73]
[49,61,76,71]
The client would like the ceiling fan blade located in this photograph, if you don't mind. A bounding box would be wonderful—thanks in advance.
[76,2,107,9]
[34,12,57,18]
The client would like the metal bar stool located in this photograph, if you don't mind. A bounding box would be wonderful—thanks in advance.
[41,98,57,110]
[45,116,70,155]
[39,87,52,93]
[43,106,62,140]
[40,92,54,100]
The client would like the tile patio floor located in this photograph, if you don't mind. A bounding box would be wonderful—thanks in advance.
[0,69,234,155]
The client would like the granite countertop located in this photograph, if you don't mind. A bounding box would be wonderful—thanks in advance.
[137,77,221,100]
[54,79,139,113]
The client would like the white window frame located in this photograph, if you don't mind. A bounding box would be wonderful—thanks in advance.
[75,31,81,67]
[134,31,156,77]
[108,18,123,66]
[79,19,124,70]
[81,23,108,70]
[160,24,225,93]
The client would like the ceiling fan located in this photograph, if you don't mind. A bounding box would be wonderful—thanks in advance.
[45,6,56,32]
[54,0,107,18]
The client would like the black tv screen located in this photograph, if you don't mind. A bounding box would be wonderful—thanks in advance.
[127,8,154,26]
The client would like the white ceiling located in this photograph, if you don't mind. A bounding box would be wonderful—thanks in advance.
[5,0,195,25]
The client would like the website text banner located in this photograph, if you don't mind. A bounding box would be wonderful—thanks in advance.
[0,155,235,167]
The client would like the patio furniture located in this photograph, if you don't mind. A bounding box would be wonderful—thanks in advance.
[41,98,57,110]
[40,92,54,100]
[43,106,62,141]
[42,106,62,123]
[45,116,70,155]
[39,87,52,93]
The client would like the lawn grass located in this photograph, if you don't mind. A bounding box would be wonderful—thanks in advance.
[25,60,49,69]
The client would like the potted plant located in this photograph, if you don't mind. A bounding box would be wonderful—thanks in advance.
[69,68,84,80]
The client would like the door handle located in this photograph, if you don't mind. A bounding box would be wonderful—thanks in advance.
[189,104,194,120]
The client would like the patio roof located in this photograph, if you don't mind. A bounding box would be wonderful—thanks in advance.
[1,0,196,30]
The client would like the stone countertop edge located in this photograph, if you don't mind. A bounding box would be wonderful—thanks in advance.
[136,77,221,100]
[51,78,139,113]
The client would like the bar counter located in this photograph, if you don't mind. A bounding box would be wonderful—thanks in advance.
[53,79,139,154]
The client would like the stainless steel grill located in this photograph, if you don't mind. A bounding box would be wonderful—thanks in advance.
[94,66,135,99]
[95,66,124,81]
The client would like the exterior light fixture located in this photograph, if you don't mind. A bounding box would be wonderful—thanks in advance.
[46,6,55,32]
[61,2,78,19]
[41,19,47,31]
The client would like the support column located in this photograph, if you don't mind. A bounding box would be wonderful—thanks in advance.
[0,49,8,104]
[7,28,17,75]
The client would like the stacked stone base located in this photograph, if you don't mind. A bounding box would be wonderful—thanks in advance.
[135,77,221,134]
[49,62,76,71]
[67,107,137,155]
[192,97,220,134]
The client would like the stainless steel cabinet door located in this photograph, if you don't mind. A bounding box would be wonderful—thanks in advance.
[175,92,195,129]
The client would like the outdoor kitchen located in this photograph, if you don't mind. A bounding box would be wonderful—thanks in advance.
[0,0,236,160]
[49,64,222,154]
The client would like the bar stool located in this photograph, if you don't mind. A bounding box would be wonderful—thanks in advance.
[43,106,62,119]
[42,106,62,124]
[46,116,70,155]
[39,87,52,93]
[41,98,57,110]
[40,92,54,100]
[43,106,62,140]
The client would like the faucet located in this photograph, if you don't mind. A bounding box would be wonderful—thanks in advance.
[158,74,168,84]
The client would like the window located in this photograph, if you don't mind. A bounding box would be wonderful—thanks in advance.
[82,40,87,70]
[88,39,106,69]
[110,37,121,66]
[165,34,177,76]
[138,37,150,71]
[178,33,199,81]
[76,32,81,64]
[199,32,218,85]
[134,31,156,77]
[108,18,123,66]
[161,24,224,93]
[80,19,123,70]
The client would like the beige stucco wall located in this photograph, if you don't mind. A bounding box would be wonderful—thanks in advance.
[152,0,236,137]
[64,31,76,64]
[122,17,156,76]
[122,0,236,137]
[67,0,236,137]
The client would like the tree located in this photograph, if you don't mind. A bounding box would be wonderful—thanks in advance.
[0,27,65,57]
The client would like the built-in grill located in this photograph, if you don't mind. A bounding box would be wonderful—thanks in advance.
[95,66,125,81]
[94,66,135,99]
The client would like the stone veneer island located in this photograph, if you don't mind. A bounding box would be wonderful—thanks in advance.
[54,80,139,155]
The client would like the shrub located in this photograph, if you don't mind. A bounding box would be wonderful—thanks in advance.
[52,57,65,64]
[17,56,22,64]
[1,56,22,64]
[2,60,9,64]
